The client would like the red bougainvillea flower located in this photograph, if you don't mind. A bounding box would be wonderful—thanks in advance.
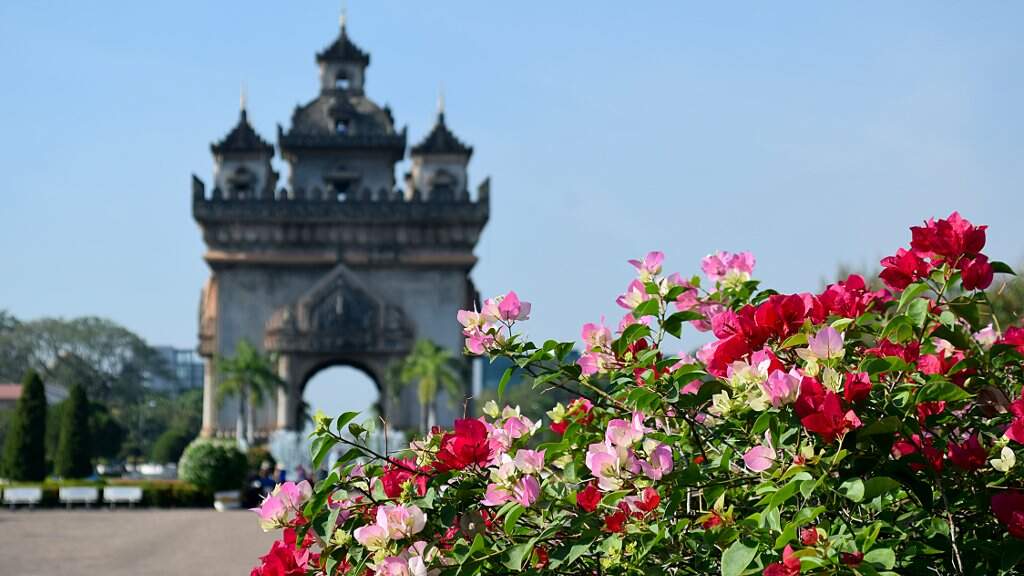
[880,248,933,290]
[948,434,987,472]
[250,527,316,576]
[633,487,660,514]
[576,482,602,512]
[435,419,490,471]
[961,254,994,290]
[1000,327,1024,356]
[603,509,628,533]
[800,392,861,444]
[841,551,864,567]
[800,526,819,546]
[843,372,872,404]
[380,458,429,499]
[793,376,826,419]
[892,433,944,472]
[811,274,888,321]
[865,339,921,364]
[911,211,987,261]
[762,545,800,576]
[701,511,723,529]
[993,491,1024,539]
[549,398,594,435]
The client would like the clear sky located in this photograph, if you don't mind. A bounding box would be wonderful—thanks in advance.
[2,2,1022,414]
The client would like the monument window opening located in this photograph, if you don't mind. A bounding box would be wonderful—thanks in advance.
[302,365,379,433]
[335,73,351,91]
[335,120,349,134]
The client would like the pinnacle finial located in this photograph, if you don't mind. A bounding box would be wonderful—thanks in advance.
[437,83,445,119]
[339,0,347,30]
[240,82,248,113]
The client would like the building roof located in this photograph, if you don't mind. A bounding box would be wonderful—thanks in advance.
[279,92,406,156]
[211,109,274,156]
[411,113,473,157]
[316,25,370,67]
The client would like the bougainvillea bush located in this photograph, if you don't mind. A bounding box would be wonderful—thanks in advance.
[251,212,1024,575]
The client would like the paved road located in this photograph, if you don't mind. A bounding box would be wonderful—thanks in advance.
[0,509,277,576]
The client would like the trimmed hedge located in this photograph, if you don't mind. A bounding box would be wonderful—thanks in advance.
[178,439,247,493]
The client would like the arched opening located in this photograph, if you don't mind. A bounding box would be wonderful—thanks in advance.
[302,365,379,432]
[335,71,351,91]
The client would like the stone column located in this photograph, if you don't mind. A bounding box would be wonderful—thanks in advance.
[276,354,300,431]
[201,359,217,437]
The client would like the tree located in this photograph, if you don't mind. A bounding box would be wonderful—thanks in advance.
[55,383,93,478]
[2,370,48,481]
[216,340,282,447]
[399,339,463,433]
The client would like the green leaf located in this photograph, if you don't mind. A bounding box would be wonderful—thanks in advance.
[781,333,807,349]
[862,477,901,501]
[633,299,661,319]
[565,544,589,567]
[992,260,1017,275]
[858,416,900,437]
[497,366,514,402]
[916,380,972,403]
[907,298,930,328]
[311,436,333,469]
[840,478,865,502]
[503,504,525,535]
[721,540,757,576]
[334,411,361,433]
[897,282,930,312]
[864,548,896,569]
[831,317,855,331]
[504,541,534,571]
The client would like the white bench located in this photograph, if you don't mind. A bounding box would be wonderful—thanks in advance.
[3,487,43,509]
[103,486,143,508]
[58,486,99,509]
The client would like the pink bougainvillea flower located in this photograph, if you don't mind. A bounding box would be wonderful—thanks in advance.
[513,475,541,507]
[354,523,389,550]
[801,326,845,361]
[743,444,776,473]
[628,251,664,280]
[993,490,1024,539]
[456,308,486,331]
[701,251,755,283]
[376,504,427,540]
[481,483,512,507]
[497,291,531,321]
[974,324,999,348]
[639,442,673,480]
[615,279,649,310]
[581,320,612,350]
[762,368,801,408]
[605,412,646,447]
[464,329,495,355]
[252,492,288,532]
[513,449,545,475]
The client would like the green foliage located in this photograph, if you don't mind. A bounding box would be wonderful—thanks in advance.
[216,340,282,444]
[54,383,93,478]
[150,426,196,464]
[178,438,247,493]
[2,370,48,481]
[398,339,463,433]
[246,445,276,473]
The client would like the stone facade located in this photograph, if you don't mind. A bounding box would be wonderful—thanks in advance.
[193,19,488,436]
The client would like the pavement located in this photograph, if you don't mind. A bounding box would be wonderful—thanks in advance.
[0,509,278,576]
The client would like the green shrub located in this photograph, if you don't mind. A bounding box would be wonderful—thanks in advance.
[2,370,48,481]
[178,438,247,493]
[54,383,92,478]
[246,445,276,473]
[151,426,195,464]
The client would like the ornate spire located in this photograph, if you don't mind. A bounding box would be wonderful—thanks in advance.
[437,83,445,118]
[339,0,347,30]
[411,98,473,158]
[240,83,248,115]
[211,95,273,156]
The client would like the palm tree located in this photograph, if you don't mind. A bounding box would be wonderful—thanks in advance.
[216,340,283,447]
[399,340,463,433]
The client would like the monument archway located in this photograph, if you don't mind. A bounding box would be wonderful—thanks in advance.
[300,365,380,432]
[193,19,488,437]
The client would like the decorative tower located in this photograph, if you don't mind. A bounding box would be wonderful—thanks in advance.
[277,18,406,202]
[192,17,490,438]
[210,96,277,200]
[407,97,474,202]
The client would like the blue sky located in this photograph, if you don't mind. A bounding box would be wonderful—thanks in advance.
[2,2,1022,415]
